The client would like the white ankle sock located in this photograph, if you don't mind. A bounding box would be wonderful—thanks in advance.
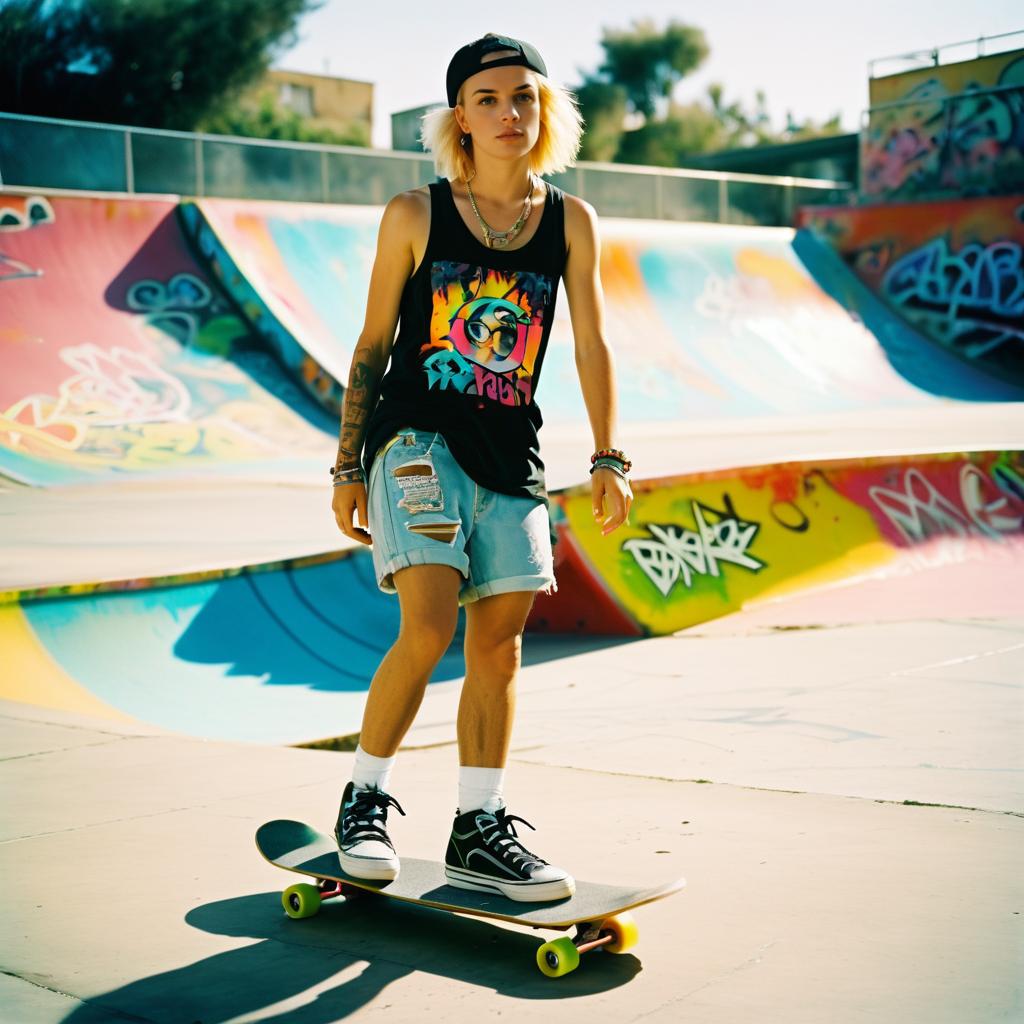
[459,766,505,813]
[351,744,396,793]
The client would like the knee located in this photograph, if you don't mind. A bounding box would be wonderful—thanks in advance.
[399,614,459,664]
[466,632,522,681]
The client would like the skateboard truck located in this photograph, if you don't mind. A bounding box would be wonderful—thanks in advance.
[533,915,640,978]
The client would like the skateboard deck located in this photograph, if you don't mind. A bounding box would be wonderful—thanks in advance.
[256,818,686,977]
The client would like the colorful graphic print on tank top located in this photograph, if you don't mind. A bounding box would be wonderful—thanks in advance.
[421,261,554,408]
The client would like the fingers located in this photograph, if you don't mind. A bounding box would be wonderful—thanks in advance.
[332,485,374,546]
[592,481,633,536]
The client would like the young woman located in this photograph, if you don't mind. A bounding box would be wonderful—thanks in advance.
[329,33,633,902]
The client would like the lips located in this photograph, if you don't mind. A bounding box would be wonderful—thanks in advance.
[497,132,523,139]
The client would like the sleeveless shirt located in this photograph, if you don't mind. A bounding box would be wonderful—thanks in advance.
[361,177,568,528]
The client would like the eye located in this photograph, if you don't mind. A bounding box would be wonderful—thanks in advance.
[467,321,490,343]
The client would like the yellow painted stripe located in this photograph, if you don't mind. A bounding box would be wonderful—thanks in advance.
[0,604,136,721]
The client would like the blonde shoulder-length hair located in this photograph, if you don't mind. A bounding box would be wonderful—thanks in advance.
[420,72,584,182]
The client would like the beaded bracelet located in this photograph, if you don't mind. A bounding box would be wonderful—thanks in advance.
[591,449,632,473]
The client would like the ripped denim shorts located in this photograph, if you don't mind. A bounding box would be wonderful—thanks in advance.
[366,427,557,607]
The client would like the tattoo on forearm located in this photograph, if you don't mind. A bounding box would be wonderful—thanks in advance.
[335,351,382,468]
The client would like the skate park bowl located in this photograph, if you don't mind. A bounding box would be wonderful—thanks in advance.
[2,187,1022,743]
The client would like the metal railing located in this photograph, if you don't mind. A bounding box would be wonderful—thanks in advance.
[868,29,1024,77]
[0,111,851,225]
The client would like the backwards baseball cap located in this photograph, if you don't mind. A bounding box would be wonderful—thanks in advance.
[446,34,548,108]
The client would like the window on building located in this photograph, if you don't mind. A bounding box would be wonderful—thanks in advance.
[279,82,315,118]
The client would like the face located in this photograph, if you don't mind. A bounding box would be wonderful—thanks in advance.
[456,53,541,157]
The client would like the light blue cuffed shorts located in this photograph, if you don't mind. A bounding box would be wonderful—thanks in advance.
[367,427,557,607]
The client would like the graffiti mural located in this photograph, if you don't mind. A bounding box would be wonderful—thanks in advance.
[622,498,765,597]
[795,196,1024,387]
[178,199,380,418]
[1,195,331,484]
[881,236,1023,358]
[549,450,1024,636]
[862,48,1024,200]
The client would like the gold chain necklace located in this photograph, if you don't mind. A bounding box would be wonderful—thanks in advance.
[465,174,539,249]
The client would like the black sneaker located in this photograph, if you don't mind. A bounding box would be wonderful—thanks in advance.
[333,781,405,881]
[444,806,575,902]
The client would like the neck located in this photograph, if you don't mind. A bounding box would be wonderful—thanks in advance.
[462,155,535,203]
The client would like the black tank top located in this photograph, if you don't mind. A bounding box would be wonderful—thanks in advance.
[361,177,567,512]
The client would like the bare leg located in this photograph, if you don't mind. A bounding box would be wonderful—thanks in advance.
[458,590,537,767]
[358,563,462,757]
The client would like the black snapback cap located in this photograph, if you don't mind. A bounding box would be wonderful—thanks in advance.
[446,34,547,108]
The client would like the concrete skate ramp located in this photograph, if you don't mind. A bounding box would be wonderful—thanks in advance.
[0,554,469,745]
[3,445,1021,744]
[0,192,333,488]
[184,197,954,424]
[795,194,1024,397]
[3,189,1024,744]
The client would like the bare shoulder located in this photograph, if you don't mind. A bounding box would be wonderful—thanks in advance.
[376,186,430,259]
[561,191,599,256]
[561,193,598,253]
[382,186,430,229]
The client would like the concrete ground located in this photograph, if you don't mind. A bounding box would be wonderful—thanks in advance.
[2,563,1022,1023]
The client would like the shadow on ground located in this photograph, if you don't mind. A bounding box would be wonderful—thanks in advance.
[60,892,639,1022]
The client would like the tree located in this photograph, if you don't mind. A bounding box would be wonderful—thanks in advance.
[571,17,844,168]
[198,89,369,147]
[573,18,709,162]
[596,18,710,120]
[573,77,629,162]
[0,0,323,132]
[616,100,725,166]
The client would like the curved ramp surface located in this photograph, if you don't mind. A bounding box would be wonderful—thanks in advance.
[0,193,332,487]
[795,194,1024,396]
[4,189,1024,744]
[187,198,956,426]
[1,553,461,744]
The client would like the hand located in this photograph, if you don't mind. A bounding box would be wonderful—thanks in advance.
[332,481,373,545]
[592,467,633,536]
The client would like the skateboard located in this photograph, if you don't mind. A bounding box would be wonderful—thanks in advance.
[256,819,686,978]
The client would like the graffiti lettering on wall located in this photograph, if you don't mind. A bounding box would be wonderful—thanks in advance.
[0,195,55,232]
[1,267,324,470]
[868,464,1023,544]
[4,343,191,446]
[861,51,1024,200]
[622,497,765,596]
[883,237,1024,358]
[0,195,54,281]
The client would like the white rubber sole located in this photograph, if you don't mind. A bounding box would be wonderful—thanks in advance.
[337,849,399,881]
[445,865,575,902]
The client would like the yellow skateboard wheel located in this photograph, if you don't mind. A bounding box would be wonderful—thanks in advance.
[282,882,321,919]
[601,912,639,953]
[536,936,580,978]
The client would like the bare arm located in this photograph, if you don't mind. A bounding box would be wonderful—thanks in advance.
[562,195,632,536]
[334,190,425,470]
[331,190,425,545]
[562,196,617,452]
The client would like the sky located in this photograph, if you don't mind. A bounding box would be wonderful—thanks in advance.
[275,0,1024,150]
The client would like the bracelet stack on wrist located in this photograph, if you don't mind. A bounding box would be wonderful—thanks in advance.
[330,462,366,487]
[590,447,632,481]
